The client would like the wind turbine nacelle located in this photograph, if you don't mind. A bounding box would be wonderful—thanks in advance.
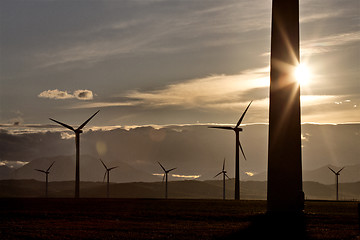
[75,129,83,134]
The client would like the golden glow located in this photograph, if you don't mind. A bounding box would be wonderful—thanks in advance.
[295,64,311,85]
[96,141,107,156]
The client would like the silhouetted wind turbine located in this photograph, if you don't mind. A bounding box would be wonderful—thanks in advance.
[49,110,100,198]
[34,161,55,198]
[158,162,176,199]
[99,159,118,198]
[214,158,230,200]
[209,101,252,200]
[328,167,344,201]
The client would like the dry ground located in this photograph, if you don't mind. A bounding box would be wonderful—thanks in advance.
[0,198,359,240]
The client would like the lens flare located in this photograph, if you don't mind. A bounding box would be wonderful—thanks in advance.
[96,141,107,156]
[295,64,310,85]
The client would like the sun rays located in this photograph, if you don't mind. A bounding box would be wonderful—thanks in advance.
[295,63,311,86]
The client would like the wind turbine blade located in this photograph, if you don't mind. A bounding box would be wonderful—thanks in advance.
[103,171,107,182]
[225,173,231,180]
[99,159,108,170]
[328,167,336,174]
[214,172,222,178]
[208,126,234,130]
[49,118,75,131]
[222,158,225,171]
[168,167,176,172]
[158,162,166,172]
[108,166,118,171]
[162,174,165,182]
[77,110,100,130]
[337,167,345,174]
[235,101,252,128]
[238,141,247,160]
[47,161,55,172]
[35,169,46,173]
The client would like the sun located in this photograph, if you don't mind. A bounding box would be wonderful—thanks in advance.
[294,64,311,85]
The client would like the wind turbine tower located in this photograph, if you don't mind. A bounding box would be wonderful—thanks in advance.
[99,159,118,198]
[158,162,176,199]
[267,0,304,213]
[328,167,344,201]
[49,110,100,198]
[34,161,55,198]
[214,158,230,200]
[209,101,252,200]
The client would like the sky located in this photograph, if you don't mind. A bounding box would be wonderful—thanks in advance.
[0,0,359,179]
[0,0,359,127]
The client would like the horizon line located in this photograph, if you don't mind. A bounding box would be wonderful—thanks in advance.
[1,121,359,132]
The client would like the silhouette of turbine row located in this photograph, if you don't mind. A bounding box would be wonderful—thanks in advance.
[44,102,253,199]
[34,154,347,201]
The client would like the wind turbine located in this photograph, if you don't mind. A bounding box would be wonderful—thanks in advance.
[214,158,230,200]
[158,162,176,199]
[99,159,118,198]
[49,110,100,198]
[328,167,344,201]
[209,101,252,200]
[34,161,55,198]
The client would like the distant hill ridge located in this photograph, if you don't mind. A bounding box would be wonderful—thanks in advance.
[2,155,359,185]
[1,179,359,201]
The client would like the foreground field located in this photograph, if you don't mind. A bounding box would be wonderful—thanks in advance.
[0,198,359,240]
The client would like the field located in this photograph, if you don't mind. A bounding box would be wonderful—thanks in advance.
[0,198,359,240]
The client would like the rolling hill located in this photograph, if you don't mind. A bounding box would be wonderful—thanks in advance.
[3,154,360,185]
[1,179,359,201]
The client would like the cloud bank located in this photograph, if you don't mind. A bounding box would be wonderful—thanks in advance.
[1,124,359,182]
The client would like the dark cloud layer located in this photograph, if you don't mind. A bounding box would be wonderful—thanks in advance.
[1,124,359,182]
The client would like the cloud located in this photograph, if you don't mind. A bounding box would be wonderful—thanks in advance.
[5,110,25,125]
[302,31,360,56]
[38,89,94,100]
[65,67,269,113]
[124,67,269,109]
[152,173,163,177]
[300,11,343,24]
[38,89,74,100]
[245,172,255,177]
[0,160,29,169]
[171,174,201,179]
[34,0,270,69]
[261,31,360,57]
[60,132,74,140]
[70,101,135,109]
[73,90,94,100]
